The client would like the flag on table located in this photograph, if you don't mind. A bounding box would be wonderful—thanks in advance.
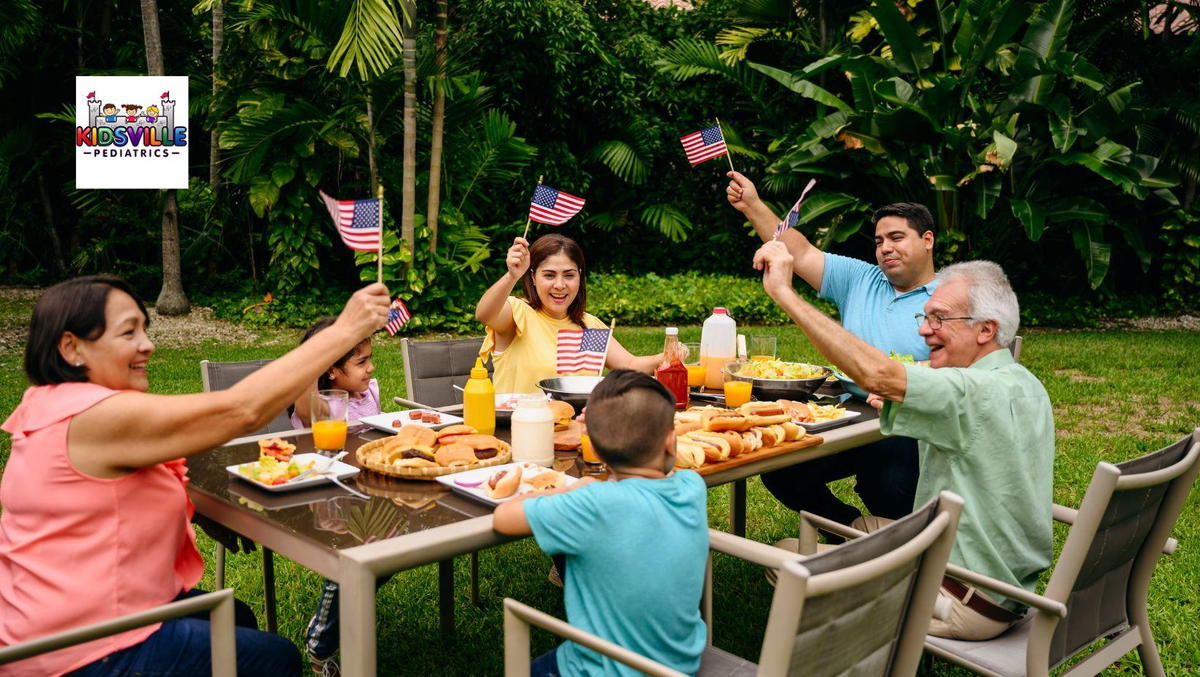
[529,184,586,226]
[319,189,382,251]
[385,298,412,336]
[679,125,728,166]
[773,179,818,239]
[556,328,610,373]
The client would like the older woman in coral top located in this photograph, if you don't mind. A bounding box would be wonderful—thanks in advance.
[0,275,389,677]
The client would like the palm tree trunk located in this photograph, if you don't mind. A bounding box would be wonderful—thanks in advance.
[140,0,189,315]
[426,0,448,253]
[367,90,379,193]
[210,0,223,192]
[401,0,417,252]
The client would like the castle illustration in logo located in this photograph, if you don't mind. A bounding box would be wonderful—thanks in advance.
[76,91,187,157]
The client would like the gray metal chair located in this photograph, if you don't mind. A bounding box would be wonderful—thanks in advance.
[924,428,1200,677]
[199,358,289,632]
[504,491,964,676]
[0,589,237,672]
[1009,335,1023,363]
[394,337,489,412]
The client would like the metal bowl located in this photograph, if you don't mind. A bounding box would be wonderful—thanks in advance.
[828,368,868,399]
[536,376,605,411]
[724,361,831,401]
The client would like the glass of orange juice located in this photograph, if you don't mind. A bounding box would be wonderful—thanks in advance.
[311,389,349,453]
[580,432,606,473]
[750,335,777,362]
[683,342,706,390]
[723,381,752,408]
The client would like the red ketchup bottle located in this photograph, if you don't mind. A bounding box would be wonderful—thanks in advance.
[655,327,689,410]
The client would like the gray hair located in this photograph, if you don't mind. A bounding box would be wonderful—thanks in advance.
[936,260,1019,347]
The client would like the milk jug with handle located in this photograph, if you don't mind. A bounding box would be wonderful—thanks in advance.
[462,357,496,435]
[700,307,736,389]
[511,395,555,466]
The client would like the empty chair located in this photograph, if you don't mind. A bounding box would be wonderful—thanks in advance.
[0,589,237,673]
[395,337,489,411]
[504,491,963,677]
[200,359,293,434]
[1009,335,1023,363]
[924,429,1200,677]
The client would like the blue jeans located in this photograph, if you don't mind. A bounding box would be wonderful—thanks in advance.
[530,646,561,677]
[68,589,301,676]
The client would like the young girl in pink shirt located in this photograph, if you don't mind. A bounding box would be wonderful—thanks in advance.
[0,275,389,676]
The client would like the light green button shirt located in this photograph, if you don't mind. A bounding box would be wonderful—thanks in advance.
[880,349,1054,608]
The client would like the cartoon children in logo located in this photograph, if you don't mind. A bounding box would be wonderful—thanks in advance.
[122,104,142,122]
[144,105,159,123]
[102,103,118,123]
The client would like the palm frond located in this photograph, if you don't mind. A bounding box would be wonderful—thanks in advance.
[451,111,537,216]
[639,203,693,242]
[327,0,406,80]
[589,137,649,185]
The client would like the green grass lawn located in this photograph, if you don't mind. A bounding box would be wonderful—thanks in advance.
[0,294,1197,675]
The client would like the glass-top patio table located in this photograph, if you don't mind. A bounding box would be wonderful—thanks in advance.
[185,393,882,676]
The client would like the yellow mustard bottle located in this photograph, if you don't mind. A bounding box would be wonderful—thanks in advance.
[462,357,496,435]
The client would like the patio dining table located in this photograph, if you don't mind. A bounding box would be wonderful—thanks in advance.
[186,392,883,676]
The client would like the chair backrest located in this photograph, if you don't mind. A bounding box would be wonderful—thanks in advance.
[760,491,963,677]
[401,337,490,408]
[1009,335,1023,362]
[1037,429,1200,669]
[199,359,293,434]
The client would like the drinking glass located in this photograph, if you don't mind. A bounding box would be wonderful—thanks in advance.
[723,381,752,408]
[580,432,606,474]
[683,342,706,389]
[750,335,777,362]
[311,389,349,454]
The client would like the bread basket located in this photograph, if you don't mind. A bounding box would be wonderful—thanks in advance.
[356,437,512,480]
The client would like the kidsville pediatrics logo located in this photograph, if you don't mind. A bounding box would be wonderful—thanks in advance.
[75,76,189,189]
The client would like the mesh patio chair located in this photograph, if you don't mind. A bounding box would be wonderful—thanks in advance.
[503,491,964,677]
[0,589,237,672]
[394,337,489,412]
[923,428,1200,677]
[1009,335,1023,363]
[199,358,290,632]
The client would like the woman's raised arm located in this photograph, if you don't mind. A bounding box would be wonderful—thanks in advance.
[67,284,391,477]
[475,237,529,344]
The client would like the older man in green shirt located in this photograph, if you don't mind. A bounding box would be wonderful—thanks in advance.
[753,241,1053,641]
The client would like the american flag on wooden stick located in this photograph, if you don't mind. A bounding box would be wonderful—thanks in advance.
[319,189,382,251]
[679,125,728,166]
[556,328,610,373]
[529,184,586,226]
[773,179,817,239]
[384,298,412,336]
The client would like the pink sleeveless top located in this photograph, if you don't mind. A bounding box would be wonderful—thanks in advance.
[0,383,205,676]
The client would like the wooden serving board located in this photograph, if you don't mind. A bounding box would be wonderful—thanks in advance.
[695,434,824,476]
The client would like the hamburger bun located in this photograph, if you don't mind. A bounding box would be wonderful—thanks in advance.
[391,457,437,468]
[394,424,437,452]
[454,433,504,460]
[547,400,576,431]
[674,439,706,469]
[436,424,477,444]
[486,466,522,499]
[434,443,477,467]
[528,471,567,491]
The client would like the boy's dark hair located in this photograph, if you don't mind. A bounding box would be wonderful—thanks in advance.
[585,370,676,467]
[870,202,936,238]
[522,233,589,329]
[25,275,150,386]
[300,316,364,390]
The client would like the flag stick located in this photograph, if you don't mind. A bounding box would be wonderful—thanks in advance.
[376,184,385,284]
[715,117,736,173]
[598,318,617,374]
[521,174,544,242]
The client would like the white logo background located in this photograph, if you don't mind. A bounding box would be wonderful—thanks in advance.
[75,76,190,189]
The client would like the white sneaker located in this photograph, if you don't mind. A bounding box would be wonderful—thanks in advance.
[310,654,340,677]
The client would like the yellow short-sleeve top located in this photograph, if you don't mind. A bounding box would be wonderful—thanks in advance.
[480,296,608,394]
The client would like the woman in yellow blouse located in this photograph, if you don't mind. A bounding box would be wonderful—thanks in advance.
[476,234,662,393]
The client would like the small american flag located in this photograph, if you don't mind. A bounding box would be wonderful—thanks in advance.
[679,125,728,166]
[319,190,382,251]
[529,184,586,226]
[773,179,817,239]
[556,328,610,373]
[385,298,412,336]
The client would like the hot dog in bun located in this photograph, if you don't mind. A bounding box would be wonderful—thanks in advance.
[702,409,752,433]
[674,439,706,469]
[486,466,523,499]
[684,431,732,462]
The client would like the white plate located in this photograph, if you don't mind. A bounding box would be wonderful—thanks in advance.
[495,393,522,420]
[435,462,577,506]
[359,410,464,434]
[227,453,360,492]
[797,409,863,432]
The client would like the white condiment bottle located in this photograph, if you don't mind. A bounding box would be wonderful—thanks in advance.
[700,307,737,389]
[510,395,555,466]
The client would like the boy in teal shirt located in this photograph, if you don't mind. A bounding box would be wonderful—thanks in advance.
[494,370,708,676]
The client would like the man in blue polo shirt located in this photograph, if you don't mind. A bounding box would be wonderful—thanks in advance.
[726,171,938,531]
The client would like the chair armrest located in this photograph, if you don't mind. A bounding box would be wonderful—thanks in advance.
[503,599,687,677]
[436,404,465,414]
[0,589,237,667]
[394,396,437,410]
[798,511,866,553]
[944,564,1067,618]
[1053,503,1176,555]
[708,529,801,569]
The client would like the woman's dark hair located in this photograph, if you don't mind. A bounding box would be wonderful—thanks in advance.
[299,317,366,390]
[521,233,588,329]
[25,275,150,386]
